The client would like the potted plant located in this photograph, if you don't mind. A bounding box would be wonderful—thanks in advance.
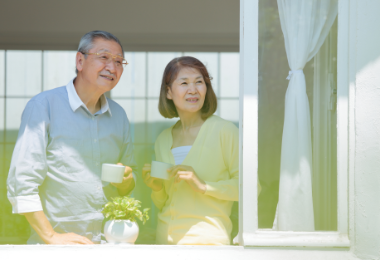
[102,196,149,244]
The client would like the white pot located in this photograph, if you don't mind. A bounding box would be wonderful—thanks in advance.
[104,220,139,244]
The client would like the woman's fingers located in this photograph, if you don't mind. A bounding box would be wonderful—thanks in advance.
[174,171,192,183]
[142,171,151,183]
[168,165,190,178]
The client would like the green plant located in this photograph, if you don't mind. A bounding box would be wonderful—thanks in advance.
[102,196,150,224]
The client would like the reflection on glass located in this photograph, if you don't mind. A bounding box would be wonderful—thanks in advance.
[0,98,4,143]
[43,51,77,90]
[0,51,4,96]
[147,52,181,97]
[6,98,30,142]
[220,53,239,98]
[6,51,42,97]
[117,99,147,144]
[220,99,239,123]
[112,52,147,98]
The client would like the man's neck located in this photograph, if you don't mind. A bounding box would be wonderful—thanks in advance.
[73,76,103,115]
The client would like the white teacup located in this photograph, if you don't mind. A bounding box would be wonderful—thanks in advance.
[150,161,173,180]
[101,163,125,183]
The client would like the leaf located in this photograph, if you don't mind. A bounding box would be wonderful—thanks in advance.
[100,195,150,222]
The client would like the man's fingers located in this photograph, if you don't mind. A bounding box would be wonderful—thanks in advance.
[81,237,94,245]
[124,166,133,174]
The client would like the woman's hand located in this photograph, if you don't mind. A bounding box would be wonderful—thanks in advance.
[167,165,206,194]
[142,163,164,192]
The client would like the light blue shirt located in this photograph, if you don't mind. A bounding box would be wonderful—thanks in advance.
[7,79,137,244]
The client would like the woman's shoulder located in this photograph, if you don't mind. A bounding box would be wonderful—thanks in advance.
[155,121,178,144]
[206,115,238,133]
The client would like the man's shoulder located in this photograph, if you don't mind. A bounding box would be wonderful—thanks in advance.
[107,98,127,117]
[30,86,67,105]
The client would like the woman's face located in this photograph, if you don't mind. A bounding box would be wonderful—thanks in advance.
[167,67,207,116]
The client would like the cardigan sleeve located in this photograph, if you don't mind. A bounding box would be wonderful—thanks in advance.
[151,137,169,210]
[204,122,239,201]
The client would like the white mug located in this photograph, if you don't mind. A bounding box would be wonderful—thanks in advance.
[150,161,173,180]
[101,163,125,183]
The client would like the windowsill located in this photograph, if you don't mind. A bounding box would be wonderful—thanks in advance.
[0,244,356,260]
[242,230,350,248]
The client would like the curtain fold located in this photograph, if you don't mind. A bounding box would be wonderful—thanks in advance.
[273,0,338,231]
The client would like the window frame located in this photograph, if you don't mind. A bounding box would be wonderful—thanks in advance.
[238,0,353,248]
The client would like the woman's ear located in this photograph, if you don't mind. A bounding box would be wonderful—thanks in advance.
[166,86,173,100]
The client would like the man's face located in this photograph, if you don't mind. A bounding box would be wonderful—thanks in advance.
[77,38,124,92]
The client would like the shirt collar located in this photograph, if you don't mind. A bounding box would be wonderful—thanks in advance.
[66,78,112,116]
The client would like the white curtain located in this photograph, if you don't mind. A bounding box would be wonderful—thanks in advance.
[273,0,338,231]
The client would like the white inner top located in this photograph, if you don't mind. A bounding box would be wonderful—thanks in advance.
[171,146,192,165]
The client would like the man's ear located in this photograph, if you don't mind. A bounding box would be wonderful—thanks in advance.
[76,52,84,73]
[166,86,173,100]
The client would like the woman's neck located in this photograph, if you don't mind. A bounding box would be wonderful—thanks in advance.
[177,111,204,131]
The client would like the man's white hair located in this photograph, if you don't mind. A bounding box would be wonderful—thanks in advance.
[76,30,124,74]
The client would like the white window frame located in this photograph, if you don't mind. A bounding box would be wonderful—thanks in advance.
[0,1,359,258]
[238,0,354,248]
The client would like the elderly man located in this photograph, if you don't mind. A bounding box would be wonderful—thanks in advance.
[7,31,136,244]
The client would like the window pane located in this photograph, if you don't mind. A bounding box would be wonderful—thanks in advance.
[112,52,146,98]
[6,51,42,97]
[0,51,4,96]
[147,52,181,98]
[219,99,239,124]
[5,98,30,142]
[0,98,4,143]
[117,99,146,144]
[220,53,239,98]
[147,98,177,143]
[258,0,337,231]
[43,51,77,90]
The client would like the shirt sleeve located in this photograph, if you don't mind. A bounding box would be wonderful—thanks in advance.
[7,100,50,214]
[204,122,239,201]
[118,114,138,188]
[150,139,168,210]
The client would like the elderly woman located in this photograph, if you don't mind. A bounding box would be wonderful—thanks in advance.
[142,56,239,245]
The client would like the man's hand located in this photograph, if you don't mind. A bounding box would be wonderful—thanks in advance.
[111,163,135,196]
[167,165,207,194]
[23,211,93,245]
[47,232,93,245]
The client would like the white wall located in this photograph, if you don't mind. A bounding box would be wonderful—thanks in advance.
[353,0,380,259]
